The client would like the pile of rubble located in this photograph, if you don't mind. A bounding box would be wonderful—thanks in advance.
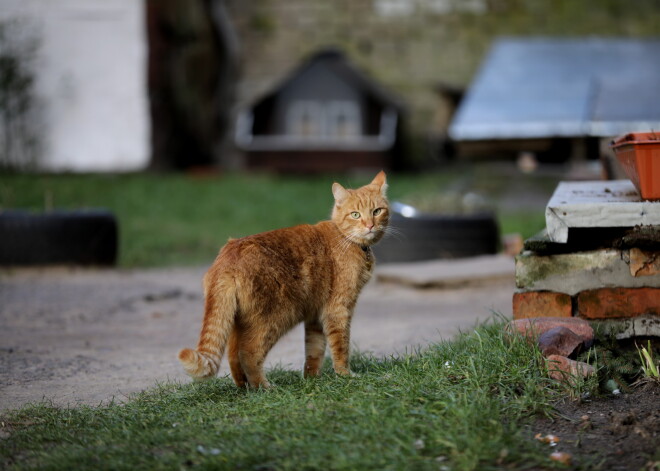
[507,317,595,382]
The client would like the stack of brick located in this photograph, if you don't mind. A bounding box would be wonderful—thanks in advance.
[513,181,660,337]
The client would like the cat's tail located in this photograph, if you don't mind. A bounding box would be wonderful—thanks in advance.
[178,276,237,380]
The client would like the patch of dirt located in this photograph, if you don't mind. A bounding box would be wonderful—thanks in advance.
[529,381,660,470]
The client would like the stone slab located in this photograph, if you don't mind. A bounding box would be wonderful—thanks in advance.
[599,315,660,339]
[516,249,660,296]
[376,254,514,289]
[546,180,660,243]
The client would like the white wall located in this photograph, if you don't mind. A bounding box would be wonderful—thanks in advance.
[0,0,149,172]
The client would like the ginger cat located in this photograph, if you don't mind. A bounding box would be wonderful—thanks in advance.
[178,171,389,388]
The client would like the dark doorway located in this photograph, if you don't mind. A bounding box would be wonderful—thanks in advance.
[146,0,237,170]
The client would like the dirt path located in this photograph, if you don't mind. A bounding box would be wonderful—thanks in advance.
[0,266,513,411]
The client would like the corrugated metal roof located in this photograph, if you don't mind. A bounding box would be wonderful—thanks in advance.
[449,38,660,140]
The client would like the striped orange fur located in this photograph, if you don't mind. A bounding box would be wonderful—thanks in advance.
[178,171,389,388]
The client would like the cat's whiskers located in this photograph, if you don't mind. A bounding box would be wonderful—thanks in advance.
[382,225,405,241]
[332,227,371,258]
[350,228,369,245]
[345,229,363,249]
[331,235,354,258]
[334,239,351,257]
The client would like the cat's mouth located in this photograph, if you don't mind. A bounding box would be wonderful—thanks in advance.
[357,229,382,244]
[345,227,383,247]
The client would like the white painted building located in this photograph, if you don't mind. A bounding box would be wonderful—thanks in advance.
[0,0,149,172]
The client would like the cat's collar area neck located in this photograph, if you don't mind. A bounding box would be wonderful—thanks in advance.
[338,232,371,253]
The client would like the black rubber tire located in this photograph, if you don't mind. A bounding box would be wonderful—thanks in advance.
[0,210,118,266]
[373,212,499,263]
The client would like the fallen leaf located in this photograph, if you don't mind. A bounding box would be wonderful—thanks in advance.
[634,425,650,439]
[549,451,572,465]
[496,448,509,465]
[535,433,560,446]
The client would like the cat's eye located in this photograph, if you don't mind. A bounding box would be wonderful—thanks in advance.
[350,211,361,219]
[373,208,383,216]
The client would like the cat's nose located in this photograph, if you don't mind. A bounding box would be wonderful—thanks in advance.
[365,222,374,231]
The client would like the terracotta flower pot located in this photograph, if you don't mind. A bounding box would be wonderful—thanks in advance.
[611,132,660,200]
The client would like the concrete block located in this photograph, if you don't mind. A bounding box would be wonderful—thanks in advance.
[512,292,572,319]
[577,287,660,319]
[516,249,660,296]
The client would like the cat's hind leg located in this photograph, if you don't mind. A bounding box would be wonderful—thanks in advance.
[303,320,326,378]
[238,326,280,389]
[227,326,248,388]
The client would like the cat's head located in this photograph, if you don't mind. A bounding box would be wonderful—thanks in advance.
[331,171,389,246]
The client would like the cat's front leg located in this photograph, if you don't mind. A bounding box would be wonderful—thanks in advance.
[303,320,326,377]
[321,308,353,376]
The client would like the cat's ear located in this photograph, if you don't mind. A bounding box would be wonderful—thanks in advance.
[371,170,388,197]
[332,182,349,204]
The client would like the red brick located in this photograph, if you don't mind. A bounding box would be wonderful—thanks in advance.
[512,291,572,319]
[577,288,660,319]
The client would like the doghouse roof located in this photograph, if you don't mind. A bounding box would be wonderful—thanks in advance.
[249,48,403,110]
[449,38,660,140]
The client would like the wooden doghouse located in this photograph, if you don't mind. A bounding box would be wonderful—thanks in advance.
[235,49,403,173]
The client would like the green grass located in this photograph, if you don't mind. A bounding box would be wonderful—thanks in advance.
[0,320,572,471]
[0,168,552,267]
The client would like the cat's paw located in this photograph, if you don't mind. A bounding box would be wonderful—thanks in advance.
[303,365,323,378]
[334,367,360,378]
[245,378,272,390]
